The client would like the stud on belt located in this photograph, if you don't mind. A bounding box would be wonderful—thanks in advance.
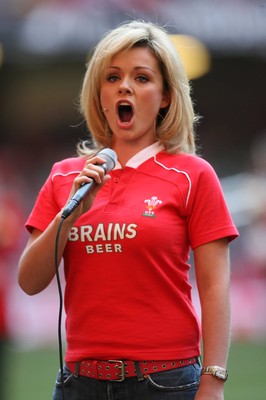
[67,357,199,381]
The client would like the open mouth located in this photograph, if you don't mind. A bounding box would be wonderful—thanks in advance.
[118,102,133,123]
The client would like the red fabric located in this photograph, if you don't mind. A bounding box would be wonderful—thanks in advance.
[26,145,238,362]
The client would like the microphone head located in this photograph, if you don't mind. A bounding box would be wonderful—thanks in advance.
[97,148,117,172]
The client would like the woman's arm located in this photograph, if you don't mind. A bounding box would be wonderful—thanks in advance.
[194,238,231,400]
[18,155,111,296]
[18,214,73,295]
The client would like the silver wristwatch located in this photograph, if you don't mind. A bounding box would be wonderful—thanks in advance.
[201,366,228,381]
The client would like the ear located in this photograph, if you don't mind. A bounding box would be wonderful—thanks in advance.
[160,91,170,108]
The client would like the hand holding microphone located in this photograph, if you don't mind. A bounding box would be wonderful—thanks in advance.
[61,148,117,220]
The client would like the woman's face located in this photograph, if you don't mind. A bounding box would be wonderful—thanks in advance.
[100,46,169,149]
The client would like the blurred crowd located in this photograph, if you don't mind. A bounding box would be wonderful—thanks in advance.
[222,134,266,339]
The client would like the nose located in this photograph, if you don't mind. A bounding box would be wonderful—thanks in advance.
[118,78,133,95]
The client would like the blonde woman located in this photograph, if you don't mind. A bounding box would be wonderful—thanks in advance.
[18,20,238,400]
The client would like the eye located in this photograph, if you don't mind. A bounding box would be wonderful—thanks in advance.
[136,75,149,83]
[106,74,119,82]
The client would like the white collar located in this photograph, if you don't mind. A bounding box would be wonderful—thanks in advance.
[115,142,165,170]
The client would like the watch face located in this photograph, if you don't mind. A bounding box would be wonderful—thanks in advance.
[215,369,226,379]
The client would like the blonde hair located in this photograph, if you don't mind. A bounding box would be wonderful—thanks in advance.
[78,20,198,156]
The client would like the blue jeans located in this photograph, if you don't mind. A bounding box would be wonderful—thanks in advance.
[53,361,201,400]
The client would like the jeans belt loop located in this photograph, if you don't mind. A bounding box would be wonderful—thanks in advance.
[134,361,145,381]
[73,361,80,378]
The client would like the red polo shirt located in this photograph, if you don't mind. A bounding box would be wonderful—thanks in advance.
[26,143,238,362]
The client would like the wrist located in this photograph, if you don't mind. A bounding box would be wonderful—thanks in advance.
[57,209,77,226]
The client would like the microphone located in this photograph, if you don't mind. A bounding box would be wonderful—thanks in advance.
[61,148,117,219]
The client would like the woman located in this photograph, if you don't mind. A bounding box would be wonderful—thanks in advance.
[18,20,238,400]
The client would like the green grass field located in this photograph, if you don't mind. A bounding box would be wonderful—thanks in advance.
[2,340,266,399]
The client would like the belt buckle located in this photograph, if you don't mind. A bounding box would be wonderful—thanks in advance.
[108,360,125,382]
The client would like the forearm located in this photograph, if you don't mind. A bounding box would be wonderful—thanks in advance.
[18,211,73,295]
[200,283,231,367]
[197,283,230,395]
[196,288,230,399]
[194,239,231,399]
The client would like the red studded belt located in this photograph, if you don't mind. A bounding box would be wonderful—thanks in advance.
[67,357,199,382]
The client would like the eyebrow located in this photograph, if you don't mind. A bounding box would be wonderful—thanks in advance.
[108,65,155,73]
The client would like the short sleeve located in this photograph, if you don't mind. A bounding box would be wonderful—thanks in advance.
[25,169,60,233]
[187,159,239,249]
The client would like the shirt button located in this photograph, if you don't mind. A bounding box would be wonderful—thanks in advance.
[113,177,119,183]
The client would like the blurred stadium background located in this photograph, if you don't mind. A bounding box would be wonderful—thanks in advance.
[0,0,265,399]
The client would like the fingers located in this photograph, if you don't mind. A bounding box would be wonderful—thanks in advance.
[74,157,107,188]
[63,156,110,222]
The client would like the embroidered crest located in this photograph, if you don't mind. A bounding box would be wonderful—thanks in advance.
[142,196,162,218]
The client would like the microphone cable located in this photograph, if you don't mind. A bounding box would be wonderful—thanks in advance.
[55,217,66,400]
[53,148,117,399]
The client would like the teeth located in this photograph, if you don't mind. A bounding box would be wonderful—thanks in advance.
[119,102,131,106]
